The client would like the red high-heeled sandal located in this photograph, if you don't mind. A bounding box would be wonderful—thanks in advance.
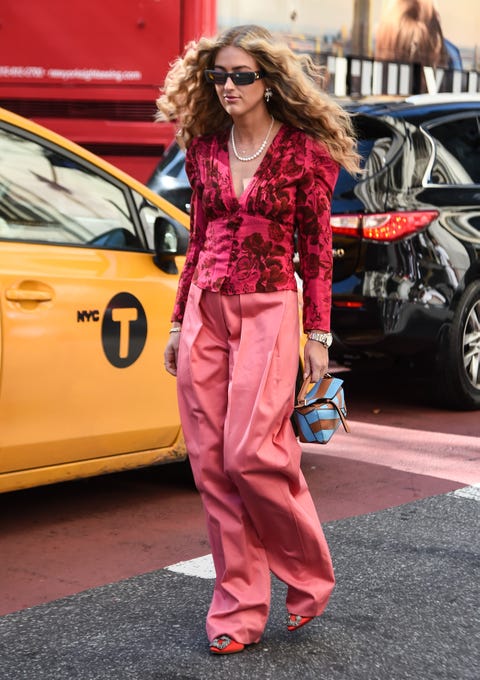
[287,614,314,631]
[210,635,245,655]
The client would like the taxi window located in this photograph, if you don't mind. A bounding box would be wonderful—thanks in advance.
[0,127,141,248]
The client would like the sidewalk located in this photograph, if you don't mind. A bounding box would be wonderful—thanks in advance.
[1,489,479,680]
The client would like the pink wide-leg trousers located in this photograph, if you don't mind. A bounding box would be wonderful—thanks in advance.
[177,285,335,644]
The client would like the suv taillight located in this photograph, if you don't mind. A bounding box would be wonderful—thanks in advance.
[331,211,439,241]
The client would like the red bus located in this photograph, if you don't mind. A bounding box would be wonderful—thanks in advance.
[0,0,216,181]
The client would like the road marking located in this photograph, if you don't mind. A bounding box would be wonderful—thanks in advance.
[166,553,215,579]
[165,486,480,581]
[303,421,480,485]
[448,483,480,501]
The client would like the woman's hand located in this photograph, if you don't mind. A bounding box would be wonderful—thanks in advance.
[303,340,329,383]
[164,330,181,376]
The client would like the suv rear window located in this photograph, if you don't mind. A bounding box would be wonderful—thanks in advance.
[333,115,399,211]
[426,114,480,185]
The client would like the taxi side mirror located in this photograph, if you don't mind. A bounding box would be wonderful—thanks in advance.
[153,217,179,274]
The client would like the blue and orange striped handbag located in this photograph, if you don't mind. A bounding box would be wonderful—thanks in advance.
[294,374,350,444]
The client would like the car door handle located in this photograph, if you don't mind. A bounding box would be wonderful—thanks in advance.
[5,289,53,302]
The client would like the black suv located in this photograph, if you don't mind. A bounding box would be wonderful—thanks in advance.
[149,95,480,409]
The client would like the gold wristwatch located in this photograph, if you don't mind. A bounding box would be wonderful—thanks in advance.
[307,331,333,348]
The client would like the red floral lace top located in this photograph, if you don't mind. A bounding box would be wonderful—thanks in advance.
[171,124,339,331]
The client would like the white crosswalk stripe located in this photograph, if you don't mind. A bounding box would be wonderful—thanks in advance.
[166,553,215,579]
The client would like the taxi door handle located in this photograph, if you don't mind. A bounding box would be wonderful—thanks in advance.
[5,289,53,302]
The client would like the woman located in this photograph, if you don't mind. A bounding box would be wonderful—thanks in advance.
[374,0,452,67]
[157,24,360,655]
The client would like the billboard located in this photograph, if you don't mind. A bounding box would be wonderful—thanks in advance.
[218,0,479,71]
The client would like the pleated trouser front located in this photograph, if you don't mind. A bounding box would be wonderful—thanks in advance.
[177,284,335,645]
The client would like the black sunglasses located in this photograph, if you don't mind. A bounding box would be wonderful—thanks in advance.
[204,69,265,86]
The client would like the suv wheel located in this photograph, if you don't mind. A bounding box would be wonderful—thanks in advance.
[435,280,480,409]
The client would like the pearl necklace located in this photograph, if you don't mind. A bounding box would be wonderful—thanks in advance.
[231,116,275,162]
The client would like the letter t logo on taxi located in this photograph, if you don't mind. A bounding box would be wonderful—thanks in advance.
[112,307,138,358]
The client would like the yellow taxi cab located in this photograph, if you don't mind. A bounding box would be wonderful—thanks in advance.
[0,107,190,493]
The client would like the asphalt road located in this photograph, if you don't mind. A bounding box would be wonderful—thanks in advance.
[1,359,479,679]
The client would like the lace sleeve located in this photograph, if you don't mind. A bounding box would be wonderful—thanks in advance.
[170,138,208,322]
[295,138,339,332]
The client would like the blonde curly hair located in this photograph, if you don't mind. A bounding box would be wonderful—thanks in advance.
[156,25,361,175]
